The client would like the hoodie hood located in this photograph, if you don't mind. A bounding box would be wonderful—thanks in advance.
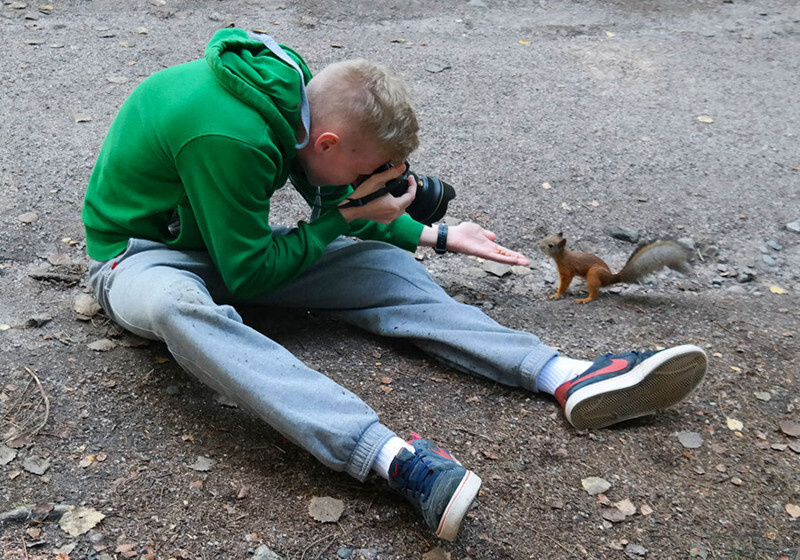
[205,28,312,153]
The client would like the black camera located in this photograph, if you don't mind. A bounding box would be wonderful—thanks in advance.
[365,162,456,225]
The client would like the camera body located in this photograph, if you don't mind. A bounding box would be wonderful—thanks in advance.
[372,163,456,225]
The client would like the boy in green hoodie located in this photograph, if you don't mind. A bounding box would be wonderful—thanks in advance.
[82,28,708,541]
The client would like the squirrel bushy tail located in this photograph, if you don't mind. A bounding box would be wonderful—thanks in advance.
[615,239,690,284]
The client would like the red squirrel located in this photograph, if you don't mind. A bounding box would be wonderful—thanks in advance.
[539,232,690,303]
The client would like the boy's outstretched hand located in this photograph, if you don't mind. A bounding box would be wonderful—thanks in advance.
[422,222,530,266]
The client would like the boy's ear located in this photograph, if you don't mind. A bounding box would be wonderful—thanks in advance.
[314,132,340,152]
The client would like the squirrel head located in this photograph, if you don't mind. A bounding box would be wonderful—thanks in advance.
[539,232,567,257]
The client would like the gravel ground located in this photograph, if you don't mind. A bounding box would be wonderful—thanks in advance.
[1,1,799,559]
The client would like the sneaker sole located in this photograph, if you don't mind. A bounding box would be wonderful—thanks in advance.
[436,470,482,541]
[565,344,708,430]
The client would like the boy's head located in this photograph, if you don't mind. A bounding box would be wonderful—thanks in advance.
[298,59,420,187]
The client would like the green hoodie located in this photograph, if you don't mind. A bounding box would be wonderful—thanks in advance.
[82,28,423,297]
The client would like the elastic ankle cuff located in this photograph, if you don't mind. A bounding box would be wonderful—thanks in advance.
[519,347,559,393]
[346,422,395,482]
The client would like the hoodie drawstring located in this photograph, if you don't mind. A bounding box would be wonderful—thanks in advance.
[247,32,311,150]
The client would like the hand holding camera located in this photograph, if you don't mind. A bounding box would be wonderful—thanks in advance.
[338,163,416,225]
[340,162,456,225]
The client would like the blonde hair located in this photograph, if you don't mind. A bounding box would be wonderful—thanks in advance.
[308,59,419,162]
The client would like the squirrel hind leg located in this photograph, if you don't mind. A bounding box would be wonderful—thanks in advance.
[575,285,600,303]
[576,268,605,303]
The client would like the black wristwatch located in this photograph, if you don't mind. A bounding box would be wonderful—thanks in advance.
[434,224,448,255]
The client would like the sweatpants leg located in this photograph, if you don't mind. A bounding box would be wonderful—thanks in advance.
[254,238,557,392]
[88,239,393,482]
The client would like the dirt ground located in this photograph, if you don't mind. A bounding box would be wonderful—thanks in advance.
[1,0,799,559]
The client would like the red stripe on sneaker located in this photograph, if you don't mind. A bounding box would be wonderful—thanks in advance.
[437,471,472,537]
[554,358,629,407]
[430,446,454,460]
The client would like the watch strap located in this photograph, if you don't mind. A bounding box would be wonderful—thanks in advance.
[435,224,448,255]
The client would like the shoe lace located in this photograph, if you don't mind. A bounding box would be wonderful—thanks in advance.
[399,451,440,504]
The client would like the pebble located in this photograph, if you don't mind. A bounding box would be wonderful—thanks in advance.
[337,549,353,559]
[766,239,783,251]
[624,543,648,558]
[761,254,776,266]
[786,220,800,233]
[482,260,511,277]
[22,455,50,475]
[252,545,283,560]
[605,226,640,244]
[678,431,704,449]
[736,270,755,283]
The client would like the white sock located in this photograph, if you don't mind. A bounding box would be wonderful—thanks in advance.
[372,436,414,480]
[536,355,593,395]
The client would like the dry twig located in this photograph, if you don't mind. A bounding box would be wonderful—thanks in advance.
[1,367,50,444]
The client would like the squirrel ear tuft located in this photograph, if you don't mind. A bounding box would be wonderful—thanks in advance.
[557,237,567,248]
[556,231,563,238]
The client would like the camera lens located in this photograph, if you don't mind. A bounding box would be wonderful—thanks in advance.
[405,173,456,225]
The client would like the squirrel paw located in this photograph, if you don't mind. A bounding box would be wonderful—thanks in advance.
[548,293,563,300]
[575,296,596,303]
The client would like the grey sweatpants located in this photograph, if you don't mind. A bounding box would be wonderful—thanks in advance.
[88,230,556,481]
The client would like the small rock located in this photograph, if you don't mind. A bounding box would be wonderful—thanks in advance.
[605,226,640,244]
[736,270,755,283]
[677,237,696,251]
[464,267,487,278]
[53,544,77,556]
[25,314,52,328]
[252,545,283,560]
[483,260,511,277]
[18,211,39,223]
[337,550,353,559]
[678,431,704,449]
[22,455,51,475]
[766,239,783,251]
[581,476,611,495]
[779,420,800,437]
[602,508,627,523]
[761,254,776,266]
[786,220,800,233]
[624,543,648,558]
[0,445,18,465]
[754,391,771,401]
[188,456,217,472]
[510,265,532,276]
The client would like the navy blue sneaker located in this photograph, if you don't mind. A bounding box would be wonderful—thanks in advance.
[555,344,707,430]
[388,438,482,541]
